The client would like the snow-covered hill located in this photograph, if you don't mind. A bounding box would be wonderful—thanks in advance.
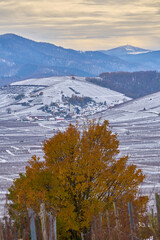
[91,90,160,203]
[101,45,151,57]
[0,76,131,214]
[0,76,130,120]
[11,76,129,103]
[116,91,160,115]
[0,76,160,213]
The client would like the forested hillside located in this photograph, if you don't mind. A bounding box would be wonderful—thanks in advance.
[0,34,135,86]
[86,71,160,98]
[0,34,160,87]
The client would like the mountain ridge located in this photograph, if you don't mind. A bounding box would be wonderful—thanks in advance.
[0,33,136,86]
[0,33,159,86]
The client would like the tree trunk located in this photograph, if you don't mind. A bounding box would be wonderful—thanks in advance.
[49,212,53,240]
[28,209,37,240]
[106,210,111,240]
[0,220,4,240]
[49,212,57,240]
[113,201,121,240]
[40,203,48,240]
[81,232,84,240]
[53,215,57,240]
[128,202,135,240]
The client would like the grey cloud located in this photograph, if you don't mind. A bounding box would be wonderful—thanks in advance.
[143,0,160,7]
[0,0,159,50]
[82,0,139,5]
[39,21,158,39]
[0,0,104,20]
[21,10,104,19]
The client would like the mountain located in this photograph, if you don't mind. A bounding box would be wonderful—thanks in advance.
[100,45,150,57]
[119,50,160,70]
[1,34,160,87]
[0,33,135,86]
[100,45,160,71]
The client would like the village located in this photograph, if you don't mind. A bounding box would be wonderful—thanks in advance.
[23,99,110,122]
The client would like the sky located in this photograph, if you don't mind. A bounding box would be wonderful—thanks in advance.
[0,0,160,50]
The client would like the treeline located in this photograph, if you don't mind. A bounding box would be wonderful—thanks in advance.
[86,71,160,98]
[62,95,94,107]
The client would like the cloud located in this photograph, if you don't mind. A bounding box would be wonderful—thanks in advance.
[82,0,140,6]
[0,0,159,50]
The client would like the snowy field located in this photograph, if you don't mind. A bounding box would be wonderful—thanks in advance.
[0,76,160,214]
[0,116,70,215]
[92,93,160,209]
[11,76,130,107]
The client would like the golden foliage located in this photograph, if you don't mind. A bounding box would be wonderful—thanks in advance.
[8,120,146,236]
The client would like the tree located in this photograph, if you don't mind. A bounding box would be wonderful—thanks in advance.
[6,108,11,114]
[8,120,146,239]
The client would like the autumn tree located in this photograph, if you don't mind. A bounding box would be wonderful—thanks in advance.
[8,120,147,239]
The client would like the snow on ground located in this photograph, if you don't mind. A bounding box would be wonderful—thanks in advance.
[11,76,67,86]
[0,76,160,213]
[0,76,130,122]
[6,150,15,156]
[90,91,160,208]
[118,92,160,114]
[0,76,132,215]
[11,75,130,104]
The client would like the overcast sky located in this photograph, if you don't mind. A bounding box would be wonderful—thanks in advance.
[0,0,160,50]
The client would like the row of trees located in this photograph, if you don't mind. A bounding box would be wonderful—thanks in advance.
[7,120,151,239]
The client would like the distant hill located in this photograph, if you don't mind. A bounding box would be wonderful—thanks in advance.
[86,71,160,98]
[0,34,135,86]
[100,45,150,57]
[0,76,130,120]
[120,50,160,70]
[101,45,160,72]
[1,34,160,87]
